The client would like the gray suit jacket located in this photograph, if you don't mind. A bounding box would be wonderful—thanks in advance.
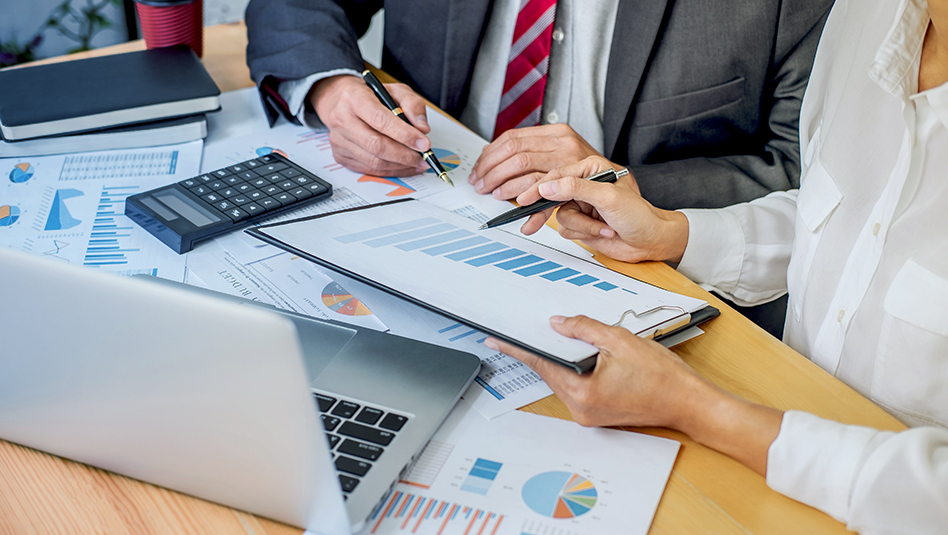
[246,0,832,209]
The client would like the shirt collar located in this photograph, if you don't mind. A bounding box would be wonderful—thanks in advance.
[869,0,930,97]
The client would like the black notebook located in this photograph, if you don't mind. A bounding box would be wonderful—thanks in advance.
[0,46,220,141]
[0,114,207,157]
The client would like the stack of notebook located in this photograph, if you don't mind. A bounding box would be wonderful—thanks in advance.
[0,46,220,157]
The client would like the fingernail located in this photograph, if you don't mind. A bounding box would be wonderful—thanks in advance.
[539,181,557,197]
[492,189,503,199]
[600,228,615,238]
[484,338,499,350]
[415,139,428,151]
[475,179,485,192]
[414,115,428,129]
[468,170,477,184]
[550,315,567,324]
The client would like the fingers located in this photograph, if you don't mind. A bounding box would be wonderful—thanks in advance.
[519,208,556,235]
[387,83,430,134]
[556,202,615,239]
[473,151,559,195]
[515,156,613,206]
[484,336,582,392]
[549,315,625,350]
[469,125,600,197]
[491,172,544,200]
[311,75,432,176]
[328,119,426,176]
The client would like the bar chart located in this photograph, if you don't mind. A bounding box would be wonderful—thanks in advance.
[367,490,506,535]
[334,216,633,296]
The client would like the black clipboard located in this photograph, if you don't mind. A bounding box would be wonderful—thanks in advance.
[247,200,719,373]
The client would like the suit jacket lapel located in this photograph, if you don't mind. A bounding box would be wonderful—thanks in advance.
[603,0,673,159]
[441,0,494,115]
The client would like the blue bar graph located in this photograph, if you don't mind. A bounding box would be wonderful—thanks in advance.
[421,235,490,256]
[365,222,455,248]
[567,275,598,286]
[338,218,635,294]
[396,229,472,251]
[445,242,506,261]
[514,261,561,276]
[84,185,140,267]
[541,268,580,281]
[496,254,543,270]
[466,248,524,267]
[460,458,503,495]
[334,216,438,243]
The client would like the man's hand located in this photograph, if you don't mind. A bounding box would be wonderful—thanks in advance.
[469,124,620,199]
[487,315,783,476]
[310,75,431,177]
[516,156,687,264]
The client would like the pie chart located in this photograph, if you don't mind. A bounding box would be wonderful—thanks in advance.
[427,148,461,172]
[321,281,373,316]
[0,205,20,227]
[522,471,598,519]
[9,163,33,183]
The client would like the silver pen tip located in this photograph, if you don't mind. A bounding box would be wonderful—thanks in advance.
[477,223,488,230]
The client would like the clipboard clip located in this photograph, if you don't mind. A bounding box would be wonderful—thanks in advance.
[613,305,691,340]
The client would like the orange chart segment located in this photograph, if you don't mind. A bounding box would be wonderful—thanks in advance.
[522,471,598,519]
[321,282,373,316]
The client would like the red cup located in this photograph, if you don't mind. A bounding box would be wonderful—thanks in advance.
[134,0,204,57]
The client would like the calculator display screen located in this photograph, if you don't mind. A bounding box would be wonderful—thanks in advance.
[153,188,221,228]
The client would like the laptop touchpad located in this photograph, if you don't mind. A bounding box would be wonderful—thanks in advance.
[290,318,358,382]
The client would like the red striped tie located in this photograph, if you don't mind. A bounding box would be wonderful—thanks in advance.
[493,0,558,140]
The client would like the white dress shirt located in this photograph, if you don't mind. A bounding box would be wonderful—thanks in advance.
[280,0,618,151]
[677,0,948,531]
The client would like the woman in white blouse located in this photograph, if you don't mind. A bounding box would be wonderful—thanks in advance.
[486,0,948,532]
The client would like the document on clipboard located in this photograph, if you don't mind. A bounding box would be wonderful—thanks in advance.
[247,199,717,373]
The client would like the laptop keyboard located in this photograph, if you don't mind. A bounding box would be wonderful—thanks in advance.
[314,392,409,496]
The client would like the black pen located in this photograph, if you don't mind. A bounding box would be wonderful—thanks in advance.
[362,69,454,187]
[477,168,628,230]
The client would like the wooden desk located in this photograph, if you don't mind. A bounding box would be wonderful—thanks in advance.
[0,23,905,535]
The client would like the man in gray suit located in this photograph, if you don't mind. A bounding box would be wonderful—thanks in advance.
[246,0,832,210]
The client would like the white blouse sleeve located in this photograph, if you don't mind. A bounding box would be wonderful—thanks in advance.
[676,189,798,307]
[766,411,948,534]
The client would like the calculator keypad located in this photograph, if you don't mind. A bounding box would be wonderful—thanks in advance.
[175,155,330,226]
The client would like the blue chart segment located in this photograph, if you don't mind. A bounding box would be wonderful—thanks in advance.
[83,185,141,267]
[367,490,505,534]
[460,458,503,495]
[9,163,33,183]
[333,217,635,294]
[0,205,20,227]
[44,189,83,231]
[522,471,598,519]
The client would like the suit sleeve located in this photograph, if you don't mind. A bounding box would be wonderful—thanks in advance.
[245,0,383,122]
[631,1,831,209]
[767,411,948,534]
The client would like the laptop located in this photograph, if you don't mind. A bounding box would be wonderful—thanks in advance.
[0,248,481,534]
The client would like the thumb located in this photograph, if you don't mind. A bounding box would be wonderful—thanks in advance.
[549,315,620,350]
[537,176,620,214]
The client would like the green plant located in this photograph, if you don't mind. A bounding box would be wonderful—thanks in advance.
[43,0,124,53]
[0,32,44,68]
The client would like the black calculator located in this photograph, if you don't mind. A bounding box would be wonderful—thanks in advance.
[126,153,332,253]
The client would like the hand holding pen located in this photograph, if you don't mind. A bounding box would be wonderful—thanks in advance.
[307,74,434,178]
[362,70,453,186]
[503,155,690,265]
